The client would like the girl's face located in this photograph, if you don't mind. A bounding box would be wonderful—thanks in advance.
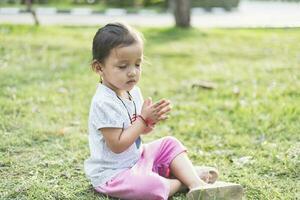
[99,42,143,96]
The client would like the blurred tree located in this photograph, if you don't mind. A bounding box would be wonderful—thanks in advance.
[25,0,39,26]
[173,0,190,28]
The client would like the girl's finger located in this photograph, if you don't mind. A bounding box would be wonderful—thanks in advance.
[155,101,170,112]
[157,107,171,116]
[148,97,152,106]
[143,98,149,106]
[152,99,167,108]
[157,115,169,121]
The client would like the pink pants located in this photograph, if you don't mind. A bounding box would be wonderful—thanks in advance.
[95,136,187,200]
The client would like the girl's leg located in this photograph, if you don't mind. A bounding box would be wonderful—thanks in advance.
[170,152,206,190]
[170,153,243,200]
[168,166,219,196]
[96,171,170,200]
[167,179,183,197]
[170,166,219,186]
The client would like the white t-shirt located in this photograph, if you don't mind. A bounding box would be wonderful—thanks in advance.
[84,83,143,187]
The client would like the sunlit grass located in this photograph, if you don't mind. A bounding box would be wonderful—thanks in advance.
[0,25,299,199]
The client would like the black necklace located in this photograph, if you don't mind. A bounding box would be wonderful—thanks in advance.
[116,92,137,124]
[116,91,141,148]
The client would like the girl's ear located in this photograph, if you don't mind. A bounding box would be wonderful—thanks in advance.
[91,59,104,75]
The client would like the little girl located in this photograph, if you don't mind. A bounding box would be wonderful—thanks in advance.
[84,23,235,200]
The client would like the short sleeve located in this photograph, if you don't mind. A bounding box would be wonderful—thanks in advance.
[90,100,124,130]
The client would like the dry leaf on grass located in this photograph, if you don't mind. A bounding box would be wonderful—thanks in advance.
[191,80,217,90]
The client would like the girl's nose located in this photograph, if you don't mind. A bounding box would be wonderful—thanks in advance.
[128,66,137,76]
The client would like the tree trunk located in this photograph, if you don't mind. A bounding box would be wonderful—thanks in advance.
[25,0,39,26]
[173,0,191,28]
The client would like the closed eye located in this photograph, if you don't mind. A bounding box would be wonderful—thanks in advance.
[118,65,127,69]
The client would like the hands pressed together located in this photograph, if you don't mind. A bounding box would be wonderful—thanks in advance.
[140,97,172,134]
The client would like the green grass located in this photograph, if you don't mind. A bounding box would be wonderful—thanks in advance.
[0,25,299,199]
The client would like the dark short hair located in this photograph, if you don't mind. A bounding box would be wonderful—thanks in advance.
[92,22,143,63]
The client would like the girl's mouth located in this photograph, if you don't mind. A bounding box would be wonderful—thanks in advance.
[127,80,136,84]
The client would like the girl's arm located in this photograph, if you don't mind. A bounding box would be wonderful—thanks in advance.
[101,118,146,154]
[102,98,171,154]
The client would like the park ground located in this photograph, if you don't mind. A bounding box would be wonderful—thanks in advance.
[0,25,299,199]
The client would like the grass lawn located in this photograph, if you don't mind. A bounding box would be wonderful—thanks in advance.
[0,25,299,199]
